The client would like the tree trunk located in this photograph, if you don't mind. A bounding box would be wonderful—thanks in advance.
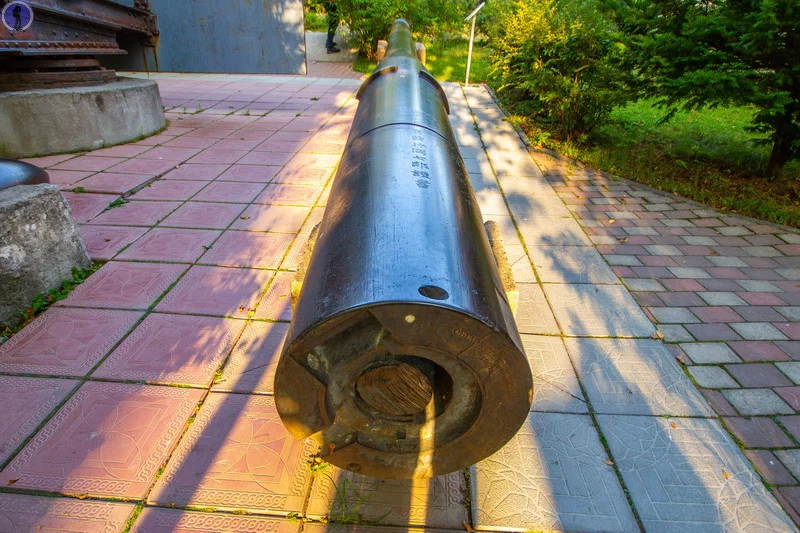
[766,120,793,180]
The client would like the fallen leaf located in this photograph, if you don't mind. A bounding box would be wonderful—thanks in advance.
[604,460,614,466]
[240,216,251,220]
[676,353,689,365]
[722,471,730,479]
[608,219,616,224]
[618,237,629,244]
[463,521,476,533]
[7,479,18,485]
[670,422,677,428]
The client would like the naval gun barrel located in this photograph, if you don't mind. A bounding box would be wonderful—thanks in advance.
[273,19,532,479]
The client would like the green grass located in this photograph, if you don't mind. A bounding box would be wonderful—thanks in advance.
[354,38,492,84]
[506,98,800,227]
[306,10,329,32]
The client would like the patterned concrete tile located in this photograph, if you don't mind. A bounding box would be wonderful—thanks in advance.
[200,230,293,268]
[79,225,149,261]
[254,183,323,206]
[254,272,293,321]
[471,412,637,532]
[132,508,301,533]
[149,393,313,513]
[0,382,202,498]
[130,179,207,201]
[512,283,560,335]
[0,494,134,532]
[231,205,310,233]
[543,284,656,337]
[302,525,454,533]
[155,266,271,318]
[527,246,619,284]
[565,338,712,416]
[598,415,795,532]
[88,200,182,227]
[522,335,587,413]
[0,308,140,376]
[308,467,468,529]
[116,228,220,263]
[0,377,77,463]
[213,321,288,393]
[58,262,186,310]
[159,201,245,230]
[93,314,244,386]
[62,192,119,223]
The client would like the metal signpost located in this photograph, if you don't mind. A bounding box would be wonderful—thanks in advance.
[464,2,486,85]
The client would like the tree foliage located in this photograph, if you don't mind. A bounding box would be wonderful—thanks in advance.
[333,0,471,59]
[605,0,800,178]
[488,0,630,139]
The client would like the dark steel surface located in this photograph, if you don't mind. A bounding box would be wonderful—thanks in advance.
[0,159,49,191]
[0,0,157,90]
[274,19,532,479]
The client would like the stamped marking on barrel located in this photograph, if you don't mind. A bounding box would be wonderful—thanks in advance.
[356,363,433,417]
[410,131,431,189]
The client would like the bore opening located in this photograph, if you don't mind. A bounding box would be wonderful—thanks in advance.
[419,285,449,300]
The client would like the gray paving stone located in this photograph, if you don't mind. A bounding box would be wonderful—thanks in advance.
[515,283,561,335]
[688,366,740,389]
[669,267,712,279]
[681,343,741,364]
[777,268,800,280]
[778,233,800,244]
[729,322,788,341]
[708,256,748,268]
[565,338,712,416]
[777,307,800,321]
[659,325,696,342]
[699,292,748,306]
[722,389,795,415]
[527,246,619,284]
[747,246,782,258]
[606,255,643,267]
[718,226,753,236]
[507,193,572,219]
[543,284,656,338]
[472,413,638,532]
[776,362,800,384]
[598,415,795,533]
[522,335,587,414]
[737,280,781,292]
[775,449,800,480]
[684,236,718,246]
[623,278,666,292]
[650,307,700,324]
[645,244,684,256]
[517,216,592,246]
[663,219,695,228]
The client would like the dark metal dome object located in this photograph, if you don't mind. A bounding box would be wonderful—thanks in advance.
[0,159,50,191]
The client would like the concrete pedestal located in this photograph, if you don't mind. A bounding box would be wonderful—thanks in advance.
[0,78,166,159]
[0,184,90,327]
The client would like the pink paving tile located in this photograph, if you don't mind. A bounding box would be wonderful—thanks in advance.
[88,144,153,158]
[131,508,300,533]
[130,179,206,200]
[775,387,800,410]
[108,158,178,176]
[138,146,202,162]
[0,308,141,376]
[0,382,202,498]
[187,149,248,165]
[199,231,293,268]
[213,321,288,393]
[739,292,787,306]
[21,153,77,167]
[193,181,265,203]
[162,163,230,181]
[162,136,220,149]
[212,138,263,151]
[61,192,119,223]
[159,201,245,230]
[272,166,332,185]
[89,200,181,226]
[215,164,281,183]
[155,266,271,317]
[58,261,186,310]
[116,228,220,263]
[254,140,306,153]
[691,306,743,323]
[52,156,127,172]
[80,225,149,260]
[254,272,293,321]
[148,393,312,512]
[74,172,154,195]
[729,341,791,362]
[237,150,293,166]
[134,133,178,146]
[0,377,78,462]
[48,169,94,188]
[254,183,323,206]
[93,314,244,386]
[776,322,800,340]
[231,205,309,232]
[0,494,134,532]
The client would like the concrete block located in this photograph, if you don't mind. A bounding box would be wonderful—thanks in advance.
[0,185,90,327]
[0,79,166,159]
[376,40,388,61]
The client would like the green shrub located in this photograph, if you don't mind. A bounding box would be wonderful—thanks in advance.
[334,0,471,59]
[490,0,629,139]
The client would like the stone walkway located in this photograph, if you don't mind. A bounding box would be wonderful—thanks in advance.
[0,73,797,531]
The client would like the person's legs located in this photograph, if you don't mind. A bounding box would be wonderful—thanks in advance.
[324,1,340,52]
